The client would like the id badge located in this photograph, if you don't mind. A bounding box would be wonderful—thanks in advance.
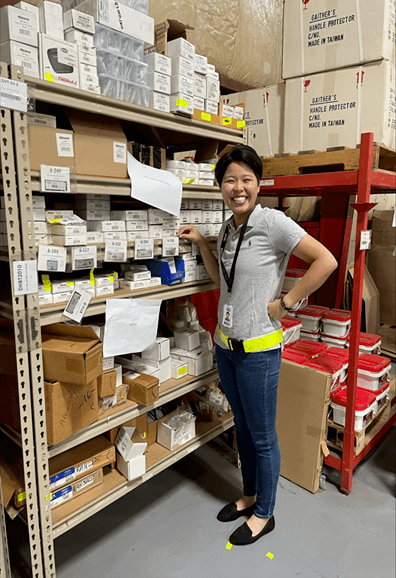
[222,304,233,328]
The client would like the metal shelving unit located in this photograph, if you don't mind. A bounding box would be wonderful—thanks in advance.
[0,64,243,577]
[259,132,396,494]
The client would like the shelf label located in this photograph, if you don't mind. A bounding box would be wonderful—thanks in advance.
[72,245,97,270]
[135,238,154,260]
[162,237,179,257]
[13,260,38,295]
[56,134,74,158]
[260,179,275,187]
[38,245,67,272]
[0,78,28,113]
[63,289,92,323]
[113,142,127,164]
[360,230,372,250]
[40,165,71,193]
[105,239,127,262]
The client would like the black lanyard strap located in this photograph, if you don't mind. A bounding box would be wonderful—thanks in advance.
[220,215,250,294]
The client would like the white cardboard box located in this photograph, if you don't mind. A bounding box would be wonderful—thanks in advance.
[117,453,146,481]
[206,77,220,102]
[137,355,171,384]
[39,34,79,89]
[38,1,63,39]
[63,9,95,34]
[142,337,171,361]
[170,93,194,115]
[284,60,396,153]
[149,91,170,112]
[166,37,195,62]
[194,73,207,98]
[147,71,171,94]
[65,29,94,47]
[0,5,38,47]
[224,83,285,157]
[0,41,39,78]
[283,0,396,79]
[171,74,194,97]
[171,347,213,377]
[157,410,196,451]
[171,360,188,380]
[145,52,171,76]
[171,56,194,79]
[115,426,147,461]
[174,329,200,351]
[194,54,208,75]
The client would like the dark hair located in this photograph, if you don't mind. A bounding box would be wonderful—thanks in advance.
[215,144,262,187]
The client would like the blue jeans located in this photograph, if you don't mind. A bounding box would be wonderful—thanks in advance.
[216,345,282,519]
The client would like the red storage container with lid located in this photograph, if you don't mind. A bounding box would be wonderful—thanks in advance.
[296,304,330,332]
[282,349,309,364]
[289,340,327,358]
[282,268,306,292]
[346,332,382,355]
[280,316,302,345]
[321,309,352,337]
[357,353,391,391]
[325,347,349,381]
[330,387,376,430]
[374,382,391,413]
[303,352,344,391]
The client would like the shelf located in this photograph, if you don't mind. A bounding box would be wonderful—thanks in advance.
[48,368,220,458]
[50,413,234,538]
[29,171,223,199]
[26,76,243,148]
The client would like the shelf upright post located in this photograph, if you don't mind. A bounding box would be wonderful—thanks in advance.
[8,64,56,577]
[340,132,377,494]
[0,472,11,578]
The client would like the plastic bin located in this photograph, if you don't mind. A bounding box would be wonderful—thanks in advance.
[346,332,382,355]
[321,309,351,337]
[325,347,349,382]
[98,74,149,105]
[282,268,306,292]
[282,349,310,364]
[296,304,330,332]
[320,333,348,348]
[374,382,390,413]
[289,339,328,358]
[357,353,391,391]
[300,328,321,341]
[145,259,185,286]
[330,387,377,430]
[304,352,344,392]
[280,316,301,345]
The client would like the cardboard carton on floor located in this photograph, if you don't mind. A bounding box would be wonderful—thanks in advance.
[284,60,395,153]
[283,0,395,79]
[63,108,128,178]
[45,378,99,445]
[41,324,102,385]
[157,409,196,451]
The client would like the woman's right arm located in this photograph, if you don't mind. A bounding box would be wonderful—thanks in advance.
[178,224,220,287]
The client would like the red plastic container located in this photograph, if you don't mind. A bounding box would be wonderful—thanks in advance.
[282,349,310,364]
[321,309,352,337]
[346,332,382,355]
[280,316,302,345]
[282,268,306,292]
[289,339,328,358]
[297,305,330,332]
[330,387,376,430]
[304,351,344,391]
[357,353,391,391]
[325,347,349,382]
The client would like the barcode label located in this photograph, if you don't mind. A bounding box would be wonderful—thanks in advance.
[19,28,30,36]
[75,475,94,493]
[0,78,28,113]
[113,142,127,164]
[74,258,95,270]
[136,249,151,258]
[5,94,21,102]
[106,250,124,261]
[47,260,58,271]
[76,460,93,475]
[65,291,81,314]
[23,61,32,69]
[44,180,67,191]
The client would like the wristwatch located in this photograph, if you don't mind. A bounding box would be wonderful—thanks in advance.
[280,297,292,311]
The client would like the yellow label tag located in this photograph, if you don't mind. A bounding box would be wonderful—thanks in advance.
[114,271,118,278]
[226,541,233,550]
[182,178,188,184]
[44,72,54,83]
[211,164,215,170]
[49,218,62,224]
[187,178,195,184]
[266,552,274,560]
[41,274,51,291]
[90,268,95,286]
[18,491,26,502]
[237,120,246,128]
[178,367,187,376]
[201,112,211,121]
[176,98,188,108]
[109,275,114,282]
[142,432,146,438]
[222,117,232,125]
[67,281,74,287]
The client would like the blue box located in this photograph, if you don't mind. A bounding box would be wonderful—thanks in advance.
[145,259,185,285]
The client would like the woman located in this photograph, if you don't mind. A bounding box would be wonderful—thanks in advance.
[178,144,337,546]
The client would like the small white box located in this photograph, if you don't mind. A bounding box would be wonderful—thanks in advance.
[0,5,38,47]
[171,74,194,96]
[148,225,164,239]
[117,453,146,481]
[147,208,165,225]
[179,210,191,224]
[63,9,95,34]
[174,329,200,351]
[15,1,39,19]
[79,210,111,221]
[181,259,197,283]
[79,62,97,77]
[166,159,186,170]
[171,360,188,380]
[39,293,54,305]
[201,210,213,224]
[213,200,224,211]
[78,46,97,67]
[35,234,53,246]
[145,52,171,75]
[111,210,147,221]
[142,337,170,361]
[95,284,114,297]
[33,208,45,221]
[102,356,114,370]
[51,224,87,236]
[173,347,213,376]
[125,221,149,232]
[202,223,215,237]
[222,104,234,119]
[65,29,94,46]
[76,199,110,211]
[88,220,125,232]
[198,179,214,186]
[0,40,39,78]
[189,199,202,210]
[193,96,205,111]
[147,277,162,287]
[39,34,79,89]
[147,71,171,94]
[211,211,223,224]
[157,409,196,451]
[51,280,74,294]
[206,77,220,102]
[202,199,213,210]
[52,291,73,304]
[124,269,151,281]
[197,263,210,280]
[74,278,93,291]
[52,234,87,246]
[103,231,127,241]
[170,93,193,115]
[194,54,208,75]
[205,100,218,115]
[149,91,170,112]
[190,210,202,224]
[34,222,48,236]
[115,426,147,461]
[119,279,148,291]
[171,55,194,79]
[38,1,63,39]
[167,37,195,62]
[114,363,123,386]
[233,106,244,120]
[86,231,104,243]
[194,73,206,98]
[133,355,171,384]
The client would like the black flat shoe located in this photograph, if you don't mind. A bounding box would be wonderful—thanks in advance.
[229,516,275,545]
[216,502,255,522]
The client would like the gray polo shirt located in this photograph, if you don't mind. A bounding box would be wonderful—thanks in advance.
[214,204,307,350]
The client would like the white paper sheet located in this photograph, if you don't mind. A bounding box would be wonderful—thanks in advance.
[103,298,162,357]
[127,152,182,217]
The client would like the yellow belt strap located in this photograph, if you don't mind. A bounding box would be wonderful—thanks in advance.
[217,325,283,352]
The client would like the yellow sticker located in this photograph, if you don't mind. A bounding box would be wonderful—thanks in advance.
[222,117,232,126]
[187,178,195,184]
[109,275,114,282]
[49,218,62,223]
[67,281,74,287]
[142,432,147,438]
[18,491,26,502]
[226,541,233,550]
[266,552,274,559]
[182,178,188,184]
[237,120,246,128]
[41,274,51,291]
[201,112,211,121]
[114,271,118,278]
[176,98,188,108]
[178,367,187,376]
[44,72,54,83]
[90,268,95,286]
[211,164,215,170]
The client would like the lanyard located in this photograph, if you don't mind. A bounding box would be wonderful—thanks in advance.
[220,215,250,294]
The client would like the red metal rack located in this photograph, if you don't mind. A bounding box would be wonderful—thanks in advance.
[259,133,396,494]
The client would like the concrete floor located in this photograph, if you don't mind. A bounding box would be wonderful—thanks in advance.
[7,423,395,578]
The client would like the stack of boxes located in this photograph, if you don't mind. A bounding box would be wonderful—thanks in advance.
[64,8,98,94]
[193,52,208,112]
[32,195,50,247]
[0,2,40,78]
[146,51,172,112]
[171,327,214,378]
[167,37,195,115]
[165,160,215,186]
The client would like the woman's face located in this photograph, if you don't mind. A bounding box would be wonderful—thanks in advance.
[221,161,260,226]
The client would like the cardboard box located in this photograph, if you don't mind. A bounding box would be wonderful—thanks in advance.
[117,453,146,481]
[98,368,117,398]
[170,93,193,115]
[63,9,95,34]
[115,426,147,461]
[283,0,395,79]
[145,52,171,75]
[44,378,98,445]
[284,60,395,153]
[194,53,208,75]
[41,323,102,385]
[174,329,200,350]
[167,37,195,61]
[149,91,170,112]
[171,359,188,380]
[0,5,38,47]
[28,126,75,171]
[141,337,171,361]
[157,408,196,451]
[138,356,171,384]
[97,383,129,418]
[194,73,206,98]
[49,436,115,492]
[51,468,103,509]
[63,108,127,178]
[224,83,285,157]
[39,34,79,88]
[171,55,194,79]
[0,437,25,517]
[148,71,171,94]
[38,0,63,38]
[0,40,39,78]
[171,347,213,376]
[123,371,160,406]
[371,210,396,247]
[367,246,396,326]
[171,74,194,96]
[345,267,380,334]
[377,324,396,355]
[192,108,220,126]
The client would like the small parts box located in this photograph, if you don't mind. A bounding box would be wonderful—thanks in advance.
[321,309,351,338]
[357,353,391,391]
[330,387,377,431]
[296,305,330,332]
[347,332,382,355]
[280,316,301,345]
